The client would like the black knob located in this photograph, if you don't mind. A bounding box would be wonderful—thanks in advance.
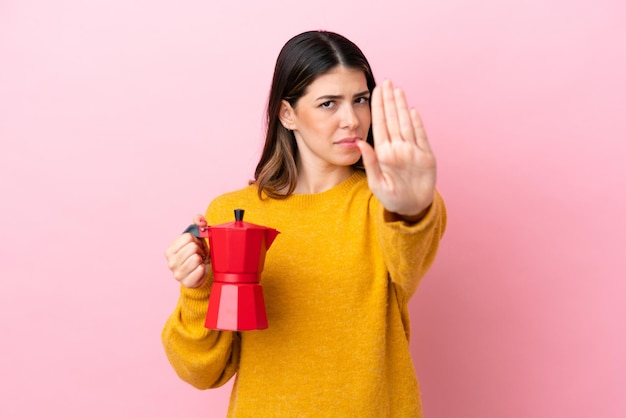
[234,209,244,221]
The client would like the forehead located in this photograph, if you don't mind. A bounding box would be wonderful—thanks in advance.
[304,66,368,95]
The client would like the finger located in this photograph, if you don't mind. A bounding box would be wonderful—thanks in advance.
[193,214,208,226]
[177,229,208,257]
[410,108,432,152]
[181,263,208,288]
[178,236,210,287]
[191,213,210,253]
[171,242,207,282]
[371,83,389,145]
[177,250,206,283]
[165,233,196,261]
[382,80,402,141]
[166,234,208,272]
[356,140,385,187]
[395,88,416,143]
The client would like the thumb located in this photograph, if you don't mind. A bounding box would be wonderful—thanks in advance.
[356,140,383,185]
[191,214,209,254]
[192,214,208,227]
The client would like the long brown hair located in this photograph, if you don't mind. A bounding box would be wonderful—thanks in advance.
[252,31,376,199]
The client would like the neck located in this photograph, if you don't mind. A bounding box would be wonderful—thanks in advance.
[293,164,355,194]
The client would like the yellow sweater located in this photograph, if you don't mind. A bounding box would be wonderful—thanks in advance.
[162,171,447,417]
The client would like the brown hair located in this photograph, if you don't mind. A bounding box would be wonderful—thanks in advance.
[252,30,376,199]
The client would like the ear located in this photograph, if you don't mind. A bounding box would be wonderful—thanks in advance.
[279,100,297,130]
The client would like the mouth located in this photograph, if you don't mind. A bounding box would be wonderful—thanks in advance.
[334,137,361,147]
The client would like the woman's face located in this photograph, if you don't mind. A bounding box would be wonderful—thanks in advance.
[280,66,371,170]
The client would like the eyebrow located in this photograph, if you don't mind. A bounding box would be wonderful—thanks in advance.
[315,90,371,101]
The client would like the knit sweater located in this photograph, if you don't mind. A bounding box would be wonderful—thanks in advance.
[162,170,447,417]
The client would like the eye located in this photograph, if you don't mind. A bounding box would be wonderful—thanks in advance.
[320,101,335,109]
[355,97,370,105]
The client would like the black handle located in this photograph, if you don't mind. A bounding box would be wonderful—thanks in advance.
[183,224,200,237]
[183,224,210,238]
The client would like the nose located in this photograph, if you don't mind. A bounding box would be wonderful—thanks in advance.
[340,104,359,130]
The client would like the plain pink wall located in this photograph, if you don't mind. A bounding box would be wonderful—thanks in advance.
[1,1,625,417]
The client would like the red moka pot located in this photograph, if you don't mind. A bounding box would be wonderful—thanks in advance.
[190,209,279,331]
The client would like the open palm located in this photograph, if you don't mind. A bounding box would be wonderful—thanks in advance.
[357,80,437,218]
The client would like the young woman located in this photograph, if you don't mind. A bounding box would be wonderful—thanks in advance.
[162,30,447,417]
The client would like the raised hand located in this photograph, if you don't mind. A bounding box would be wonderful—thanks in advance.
[164,214,211,288]
[357,79,437,221]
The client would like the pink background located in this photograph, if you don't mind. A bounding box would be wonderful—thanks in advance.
[1,0,625,417]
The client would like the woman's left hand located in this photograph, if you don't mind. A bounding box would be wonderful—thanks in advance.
[357,79,437,221]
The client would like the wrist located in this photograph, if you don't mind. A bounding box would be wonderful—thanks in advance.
[384,204,431,224]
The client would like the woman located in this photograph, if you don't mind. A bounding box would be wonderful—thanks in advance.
[162,30,446,417]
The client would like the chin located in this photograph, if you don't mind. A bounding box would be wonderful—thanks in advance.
[348,150,363,165]
[336,155,362,167]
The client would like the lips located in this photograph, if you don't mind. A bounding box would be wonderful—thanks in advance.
[334,137,361,145]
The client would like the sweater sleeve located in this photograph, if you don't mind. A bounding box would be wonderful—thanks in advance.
[161,267,240,390]
[375,189,447,304]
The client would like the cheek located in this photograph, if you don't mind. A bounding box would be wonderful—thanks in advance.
[359,108,372,129]
[301,112,328,132]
